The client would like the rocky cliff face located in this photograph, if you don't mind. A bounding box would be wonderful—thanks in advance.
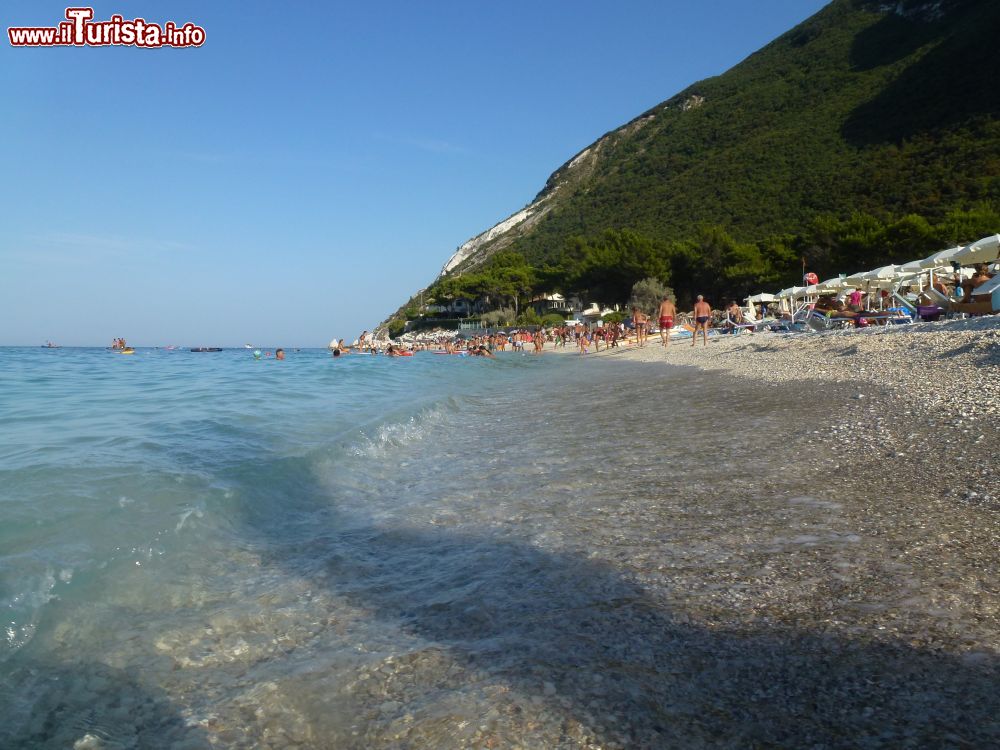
[437,101,676,278]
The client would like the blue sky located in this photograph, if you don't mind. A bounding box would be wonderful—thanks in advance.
[1,0,828,346]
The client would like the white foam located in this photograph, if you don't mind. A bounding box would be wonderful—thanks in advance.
[349,407,448,460]
[176,506,204,533]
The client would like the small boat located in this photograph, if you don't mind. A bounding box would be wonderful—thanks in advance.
[191,347,223,352]
[119,348,136,355]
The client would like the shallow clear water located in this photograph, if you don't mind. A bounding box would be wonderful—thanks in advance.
[1,346,997,748]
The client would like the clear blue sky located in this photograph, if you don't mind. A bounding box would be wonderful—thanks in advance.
[1,0,828,346]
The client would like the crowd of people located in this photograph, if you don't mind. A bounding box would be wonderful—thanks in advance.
[376,293,750,356]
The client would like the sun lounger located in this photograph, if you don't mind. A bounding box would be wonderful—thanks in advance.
[806,310,854,330]
[877,308,914,324]
[807,308,912,331]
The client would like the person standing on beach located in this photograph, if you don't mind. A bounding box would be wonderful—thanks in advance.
[692,295,712,347]
[848,288,863,312]
[632,307,649,348]
[657,295,677,348]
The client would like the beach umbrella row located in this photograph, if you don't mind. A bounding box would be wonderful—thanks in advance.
[951,233,1000,266]
[747,232,999,308]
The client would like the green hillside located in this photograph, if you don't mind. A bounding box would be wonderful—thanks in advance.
[386,0,1000,331]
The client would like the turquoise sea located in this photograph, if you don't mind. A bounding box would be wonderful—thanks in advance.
[1,346,997,748]
[1,347,541,652]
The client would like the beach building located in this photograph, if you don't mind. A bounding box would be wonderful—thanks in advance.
[528,293,576,316]
[581,302,618,325]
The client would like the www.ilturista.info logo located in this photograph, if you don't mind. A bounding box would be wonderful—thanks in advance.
[8,7,205,48]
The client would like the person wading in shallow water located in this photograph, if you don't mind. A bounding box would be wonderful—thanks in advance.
[692,295,712,347]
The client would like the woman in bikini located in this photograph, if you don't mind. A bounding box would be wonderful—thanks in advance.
[631,307,649,347]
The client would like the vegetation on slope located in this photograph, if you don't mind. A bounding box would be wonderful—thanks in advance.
[386,0,1000,329]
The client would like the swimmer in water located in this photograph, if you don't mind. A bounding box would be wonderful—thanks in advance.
[275,348,285,360]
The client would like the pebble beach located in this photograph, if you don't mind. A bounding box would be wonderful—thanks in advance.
[614,316,1000,419]
[618,317,1000,505]
[575,317,1000,746]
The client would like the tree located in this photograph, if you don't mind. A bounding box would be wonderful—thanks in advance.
[540,313,567,326]
[629,277,674,316]
[829,213,886,273]
[477,252,536,315]
[934,204,1000,246]
[562,229,670,305]
[481,307,516,327]
[387,319,406,338]
[517,307,542,326]
[882,214,939,261]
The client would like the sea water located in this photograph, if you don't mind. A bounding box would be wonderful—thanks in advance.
[1,346,997,748]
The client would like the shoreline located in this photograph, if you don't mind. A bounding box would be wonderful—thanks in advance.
[581,317,1000,512]
[585,317,1000,420]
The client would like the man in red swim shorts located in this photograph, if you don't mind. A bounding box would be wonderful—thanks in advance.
[657,294,677,348]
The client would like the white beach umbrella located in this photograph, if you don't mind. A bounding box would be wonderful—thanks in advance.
[776,287,797,313]
[747,293,776,303]
[951,234,1000,266]
[919,245,963,269]
[898,261,932,291]
[870,275,913,290]
[862,264,903,281]
[777,286,805,299]
[816,277,852,292]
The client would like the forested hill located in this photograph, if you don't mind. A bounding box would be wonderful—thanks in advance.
[385,0,1000,331]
